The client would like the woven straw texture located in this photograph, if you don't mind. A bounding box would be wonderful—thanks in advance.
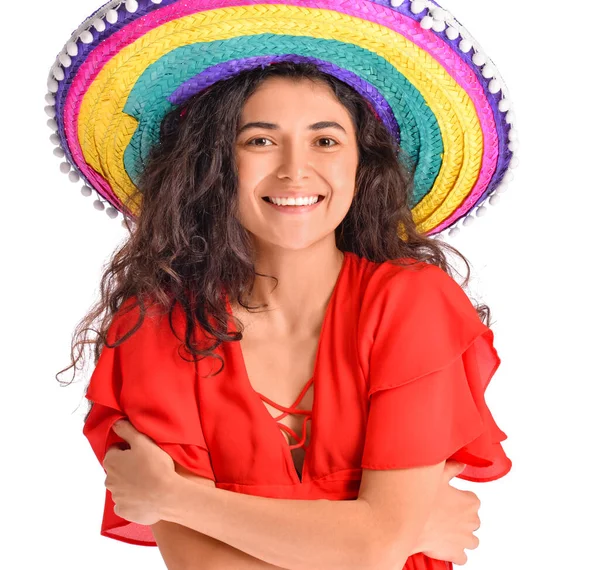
[51,0,512,235]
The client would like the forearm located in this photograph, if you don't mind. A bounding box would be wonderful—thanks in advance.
[194,536,290,570]
[195,540,290,570]
[152,519,289,570]
[160,477,384,570]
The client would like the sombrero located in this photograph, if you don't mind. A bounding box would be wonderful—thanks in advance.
[45,0,518,238]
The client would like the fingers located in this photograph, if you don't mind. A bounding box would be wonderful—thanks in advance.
[467,490,481,510]
[443,460,467,481]
[467,534,480,550]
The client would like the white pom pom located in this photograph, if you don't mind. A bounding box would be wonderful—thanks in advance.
[445,26,459,40]
[45,93,56,105]
[80,30,94,44]
[44,105,56,118]
[498,98,511,113]
[50,133,61,145]
[508,156,519,169]
[449,227,461,237]
[489,194,501,206]
[92,18,106,32]
[462,215,475,226]
[503,171,515,183]
[126,0,139,13]
[151,0,164,4]
[47,77,58,93]
[432,19,446,32]
[93,199,105,211]
[81,185,93,197]
[106,9,119,24]
[459,39,472,53]
[59,53,72,68]
[488,79,501,94]
[68,171,81,183]
[495,183,508,194]
[420,15,434,29]
[506,111,515,124]
[508,140,519,152]
[508,128,518,142]
[47,118,58,130]
[53,147,65,158]
[106,207,119,219]
[472,52,486,66]
[476,206,487,217]
[53,66,65,81]
[60,162,71,174]
[66,41,79,57]
[431,7,447,20]
[410,1,426,15]
[482,63,495,79]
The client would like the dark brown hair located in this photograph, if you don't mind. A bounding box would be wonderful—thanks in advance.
[55,62,491,422]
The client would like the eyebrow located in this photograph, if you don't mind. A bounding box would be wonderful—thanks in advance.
[237,121,347,135]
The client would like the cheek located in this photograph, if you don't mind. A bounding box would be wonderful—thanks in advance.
[234,162,262,227]
[235,154,268,196]
[327,157,358,197]
[234,158,256,201]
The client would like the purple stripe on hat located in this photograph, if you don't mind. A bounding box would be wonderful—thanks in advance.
[169,54,399,141]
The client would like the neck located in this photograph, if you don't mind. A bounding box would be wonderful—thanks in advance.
[233,243,345,338]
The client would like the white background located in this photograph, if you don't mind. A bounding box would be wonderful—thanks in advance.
[2,0,598,568]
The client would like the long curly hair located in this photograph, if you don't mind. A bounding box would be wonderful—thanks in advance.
[55,62,492,422]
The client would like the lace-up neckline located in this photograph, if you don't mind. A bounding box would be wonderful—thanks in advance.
[255,376,314,453]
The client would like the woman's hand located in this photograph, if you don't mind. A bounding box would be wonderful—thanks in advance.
[414,460,481,566]
[103,420,179,526]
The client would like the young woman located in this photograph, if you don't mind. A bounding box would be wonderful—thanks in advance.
[48,2,514,568]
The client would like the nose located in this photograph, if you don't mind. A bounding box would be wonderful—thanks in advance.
[276,141,311,182]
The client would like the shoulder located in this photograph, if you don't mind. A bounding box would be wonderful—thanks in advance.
[356,257,482,351]
[359,257,461,314]
[107,294,185,347]
[374,257,455,287]
[99,296,198,388]
[356,258,488,392]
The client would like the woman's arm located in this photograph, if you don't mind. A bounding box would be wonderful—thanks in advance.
[158,461,447,570]
[152,519,289,570]
[151,465,288,570]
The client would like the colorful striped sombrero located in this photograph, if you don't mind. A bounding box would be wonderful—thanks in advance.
[45,0,518,238]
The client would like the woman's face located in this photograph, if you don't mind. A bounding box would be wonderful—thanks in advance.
[234,76,360,252]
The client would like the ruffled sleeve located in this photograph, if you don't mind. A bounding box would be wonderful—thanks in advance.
[358,261,512,482]
[82,296,215,546]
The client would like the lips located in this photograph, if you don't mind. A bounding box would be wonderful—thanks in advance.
[261,195,325,203]
[262,195,325,214]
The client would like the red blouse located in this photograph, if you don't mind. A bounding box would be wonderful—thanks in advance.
[83,251,512,569]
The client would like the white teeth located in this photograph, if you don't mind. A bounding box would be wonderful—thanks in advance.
[267,196,320,206]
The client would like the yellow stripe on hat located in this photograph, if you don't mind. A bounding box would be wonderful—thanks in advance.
[78,5,483,231]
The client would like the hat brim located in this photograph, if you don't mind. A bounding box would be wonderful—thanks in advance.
[47,0,516,237]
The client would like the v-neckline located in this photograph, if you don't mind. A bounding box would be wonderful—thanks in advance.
[225,250,349,484]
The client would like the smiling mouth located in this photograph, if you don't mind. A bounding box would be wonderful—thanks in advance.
[262,196,325,203]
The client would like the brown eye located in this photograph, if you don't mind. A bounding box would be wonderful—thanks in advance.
[247,137,272,147]
[318,138,338,147]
